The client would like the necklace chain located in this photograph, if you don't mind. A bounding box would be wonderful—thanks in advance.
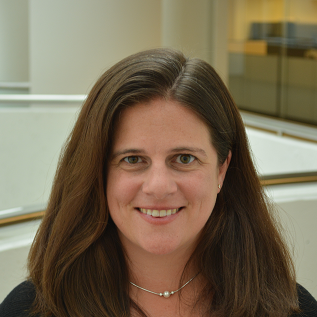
[129,272,199,298]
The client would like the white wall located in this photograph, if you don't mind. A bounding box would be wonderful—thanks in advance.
[277,198,317,297]
[29,0,162,94]
[162,0,213,62]
[0,1,29,82]
[0,107,80,210]
[0,0,230,92]
[0,219,40,302]
[246,127,317,175]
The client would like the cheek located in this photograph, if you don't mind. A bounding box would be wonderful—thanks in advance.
[106,170,141,209]
[180,171,218,203]
[179,171,219,229]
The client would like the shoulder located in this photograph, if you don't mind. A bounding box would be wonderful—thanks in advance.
[0,281,37,317]
[291,284,317,316]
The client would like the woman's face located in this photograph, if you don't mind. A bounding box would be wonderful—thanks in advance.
[107,98,230,256]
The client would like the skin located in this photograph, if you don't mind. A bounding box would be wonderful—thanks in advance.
[107,98,231,316]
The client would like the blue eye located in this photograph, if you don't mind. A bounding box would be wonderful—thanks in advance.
[176,154,195,164]
[123,156,141,164]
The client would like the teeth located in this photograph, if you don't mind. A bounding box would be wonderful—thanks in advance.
[160,210,166,217]
[139,208,180,217]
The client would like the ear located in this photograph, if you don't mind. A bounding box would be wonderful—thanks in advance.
[217,150,232,193]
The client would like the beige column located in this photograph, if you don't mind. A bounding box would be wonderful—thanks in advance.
[0,1,29,82]
[162,0,229,84]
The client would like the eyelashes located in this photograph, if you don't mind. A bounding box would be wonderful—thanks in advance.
[122,154,197,166]
[123,156,142,164]
[175,154,195,164]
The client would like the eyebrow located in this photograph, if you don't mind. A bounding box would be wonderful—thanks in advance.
[111,147,208,159]
[111,149,145,160]
[170,147,208,158]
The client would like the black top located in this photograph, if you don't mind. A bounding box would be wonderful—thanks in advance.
[0,281,37,317]
[1,281,317,316]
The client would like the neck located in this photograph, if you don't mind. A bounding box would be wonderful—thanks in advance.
[120,235,206,317]
[122,237,198,293]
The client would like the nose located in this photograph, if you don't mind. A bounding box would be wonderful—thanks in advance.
[142,164,177,200]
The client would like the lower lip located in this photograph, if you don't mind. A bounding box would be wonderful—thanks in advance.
[136,208,182,225]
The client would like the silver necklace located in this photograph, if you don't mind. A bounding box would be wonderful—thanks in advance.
[129,273,199,298]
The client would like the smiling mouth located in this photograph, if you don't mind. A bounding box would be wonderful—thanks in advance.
[137,207,183,218]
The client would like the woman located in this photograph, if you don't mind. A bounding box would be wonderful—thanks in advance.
[1,48,316,316]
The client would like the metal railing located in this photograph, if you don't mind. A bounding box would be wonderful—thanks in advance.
[0,204,46,227]
[260,171,317,186]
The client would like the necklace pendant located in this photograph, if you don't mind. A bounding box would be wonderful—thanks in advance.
[129,272,200,298]
[163,291,171,298]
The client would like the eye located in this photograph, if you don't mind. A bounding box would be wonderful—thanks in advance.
[175,154,195,164]
[123,156,142,164]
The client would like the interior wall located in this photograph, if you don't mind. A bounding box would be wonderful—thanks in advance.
[229,0,284,41]
[228,0,247,41]
[162,0,229,83]
[162,0,213,62]
[29,0,162,94]
[0,107,79,210]
[277,198,317,297]
[229,0,317,41]
[1,0,229,93]
[287,0,317,23]
[0,1,29,82]
[246,0,284,23]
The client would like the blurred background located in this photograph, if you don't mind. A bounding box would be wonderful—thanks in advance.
[1,0,317,302]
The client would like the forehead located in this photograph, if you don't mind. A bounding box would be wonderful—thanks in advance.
[112,98,212,150]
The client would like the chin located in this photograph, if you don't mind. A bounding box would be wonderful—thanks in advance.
[141,237,196,256]
[140,240,182,256]
[146,246,176,256]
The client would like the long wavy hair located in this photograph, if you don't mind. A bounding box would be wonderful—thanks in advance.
[28,48,299,316]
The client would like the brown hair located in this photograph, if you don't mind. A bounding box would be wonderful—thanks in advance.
[28,48,299,316]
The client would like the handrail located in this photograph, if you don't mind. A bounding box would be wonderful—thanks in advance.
[260,171,317,186]
[0,94,86,104]
[0,203,46,226]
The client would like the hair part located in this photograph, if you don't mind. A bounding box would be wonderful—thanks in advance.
[28,48,299,317]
